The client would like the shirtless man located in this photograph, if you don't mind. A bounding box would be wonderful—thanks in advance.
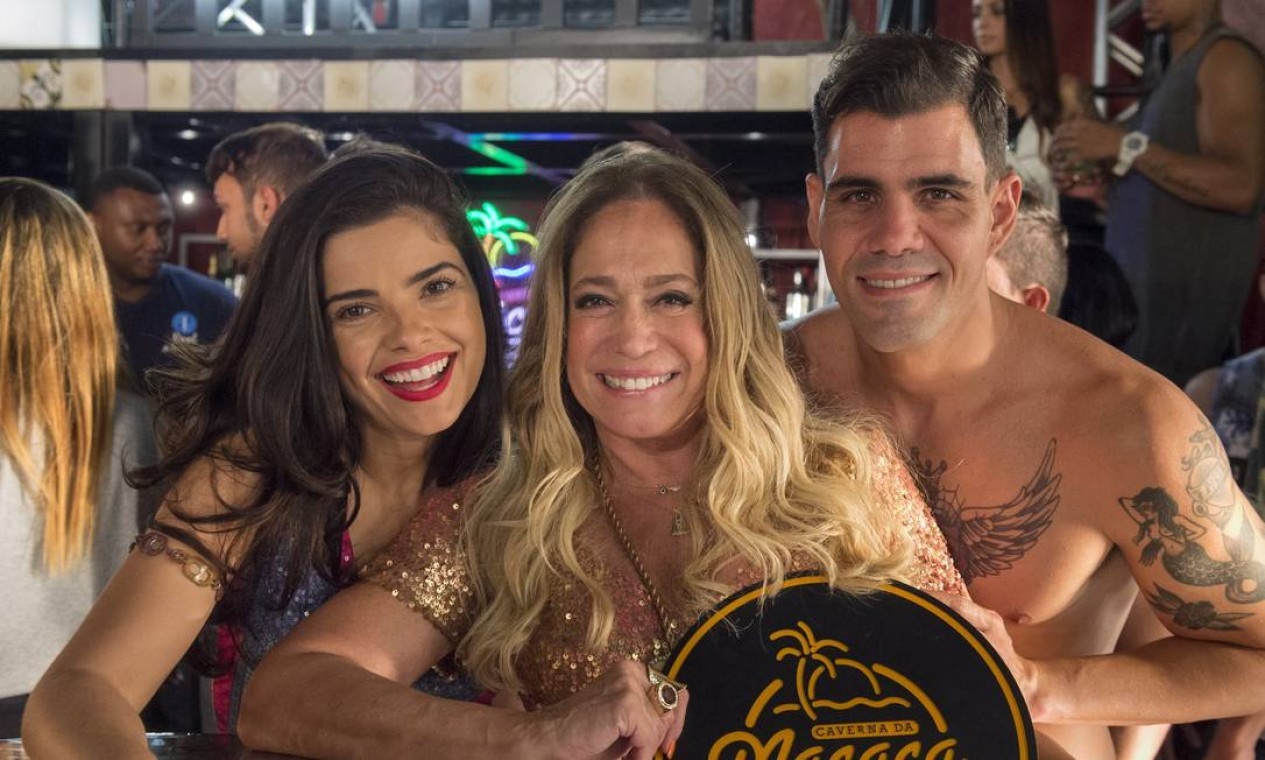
[785,32,1265,759]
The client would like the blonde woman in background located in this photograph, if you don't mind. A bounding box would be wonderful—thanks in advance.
[0,177,155,736]
[238,150,964,759]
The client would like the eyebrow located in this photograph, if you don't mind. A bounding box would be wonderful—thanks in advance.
[826,173,973,193]
[324,261,461,306]
[570,273,698,291]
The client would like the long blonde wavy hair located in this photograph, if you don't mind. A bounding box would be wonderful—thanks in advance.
[460,151,912,692]
[0,177,118,573]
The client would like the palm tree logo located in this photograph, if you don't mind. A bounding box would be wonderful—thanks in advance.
[769,622,913,720]
[466,202,538,269]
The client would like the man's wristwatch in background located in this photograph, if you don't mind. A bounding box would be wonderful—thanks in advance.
[1113,131,1150,176]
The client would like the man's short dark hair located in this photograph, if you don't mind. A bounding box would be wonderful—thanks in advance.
[82,166,167,212]
[206,122,328,199]
[997,190,1069,313]
[812,31,1008,181]
[328,134,404,161]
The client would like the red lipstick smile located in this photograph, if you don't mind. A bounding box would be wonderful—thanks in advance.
[377,352,456,402]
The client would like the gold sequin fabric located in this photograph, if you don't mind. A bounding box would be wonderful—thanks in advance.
[365,448,965,708]
[871,445,967,597]
[360,485,476,646]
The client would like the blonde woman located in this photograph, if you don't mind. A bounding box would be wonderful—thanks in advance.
[239,151,964,758]
[0,178,155,736]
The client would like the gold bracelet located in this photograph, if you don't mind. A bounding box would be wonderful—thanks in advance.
[132,531,223,596]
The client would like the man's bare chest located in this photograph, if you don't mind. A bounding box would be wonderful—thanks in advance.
[906,435,1120,623]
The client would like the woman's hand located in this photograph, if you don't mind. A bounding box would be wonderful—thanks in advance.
[527,660,689,760]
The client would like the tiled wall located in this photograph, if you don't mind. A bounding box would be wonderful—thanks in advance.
[0,54,835,112]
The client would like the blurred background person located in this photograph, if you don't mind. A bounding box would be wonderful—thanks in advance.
[972,0,1063,213]
[1054,0,1264,388]
[206,122,328,291]
[1058,242,1141,351]
[986,190,1068,313]
[0,177,156,738]
[84,167,237,393]
[1185,269,1265,506]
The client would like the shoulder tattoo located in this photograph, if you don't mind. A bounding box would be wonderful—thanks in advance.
[1120,421,1264,628]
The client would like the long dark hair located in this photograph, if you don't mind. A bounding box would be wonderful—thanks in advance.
[1004,0,1062,133]
[135,148,505,649]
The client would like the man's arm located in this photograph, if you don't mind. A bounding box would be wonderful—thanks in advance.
[940,395,1265,725]
[1131,39,1265,215]
[1053,39,1265,215]
[1044,397,1265,724]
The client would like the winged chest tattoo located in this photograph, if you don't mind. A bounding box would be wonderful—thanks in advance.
[909,439,1062,586]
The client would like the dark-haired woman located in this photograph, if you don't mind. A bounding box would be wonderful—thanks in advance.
[23,149,506,757]
[973,0,1064,211]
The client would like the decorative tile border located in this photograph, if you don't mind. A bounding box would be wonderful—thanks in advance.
[104,60,146,109]
[324,61,369,111]
[370,59,415,111]
[508,58,558,111]
[656,58,705,111]
[235,61,279,111]
[19,59,63,110]
[756,55,807,111]
[606,58,654,112]
[0,61,19,109]
[61,59,104,109]
[461,59,509,112]
[191,60,234,111]
[705,56,756,111]
[558,58,605,112]
[0,53,830,113]
[147,60,191,110]
[417,60,460,111]
[278,60,322,111]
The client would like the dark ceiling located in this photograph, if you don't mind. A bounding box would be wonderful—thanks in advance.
[0,109,818,205]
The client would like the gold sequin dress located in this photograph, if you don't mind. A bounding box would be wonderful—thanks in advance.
[363,446,964,709]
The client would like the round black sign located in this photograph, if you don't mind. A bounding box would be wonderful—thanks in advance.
[662,575,1036,759]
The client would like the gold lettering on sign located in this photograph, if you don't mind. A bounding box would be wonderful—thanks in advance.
[813,721,921,740]
[706,621,965,760]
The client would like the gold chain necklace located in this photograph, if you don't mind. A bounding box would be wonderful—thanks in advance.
[593,463,678,640]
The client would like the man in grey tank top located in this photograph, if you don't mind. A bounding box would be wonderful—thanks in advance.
[1053,0,1264,388]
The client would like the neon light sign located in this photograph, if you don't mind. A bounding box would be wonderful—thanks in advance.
[467,202,537,362]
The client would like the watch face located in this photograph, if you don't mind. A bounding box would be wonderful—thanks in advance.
[1124,134,1146,151]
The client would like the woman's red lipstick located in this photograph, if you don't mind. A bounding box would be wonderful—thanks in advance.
[378,352,455,402]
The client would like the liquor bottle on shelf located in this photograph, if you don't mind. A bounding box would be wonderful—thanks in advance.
[783,268,813,321]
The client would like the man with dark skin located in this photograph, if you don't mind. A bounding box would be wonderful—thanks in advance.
[786,32,1265,760]
[1054,0,1265,387]
[86,167,237,389]
[90,176,174,304]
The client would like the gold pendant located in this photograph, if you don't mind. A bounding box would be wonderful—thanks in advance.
[671,509,688,536]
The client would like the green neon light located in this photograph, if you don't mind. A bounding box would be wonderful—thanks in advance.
[464,167,529,176]
[466,201,538,266]
[467,137,529,172]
